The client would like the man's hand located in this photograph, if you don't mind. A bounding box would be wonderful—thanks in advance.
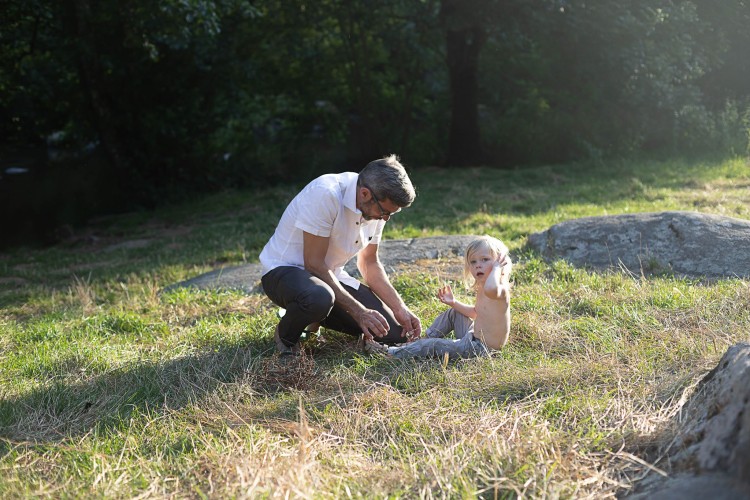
[437,285,455,306]
[355,308,390,340]
[394,307,422,342]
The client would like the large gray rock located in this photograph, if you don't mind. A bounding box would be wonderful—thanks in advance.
[164,235,477,294]
[528,211,750,278]
[626,343,750,499]
[671,343,750,477]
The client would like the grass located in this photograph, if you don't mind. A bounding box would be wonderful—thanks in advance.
[1,155,749,497]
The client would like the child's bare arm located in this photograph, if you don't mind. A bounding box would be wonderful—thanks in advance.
[438,285,477,320]
[483,254,512,300]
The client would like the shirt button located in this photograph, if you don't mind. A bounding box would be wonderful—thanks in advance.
[355,240,359,244]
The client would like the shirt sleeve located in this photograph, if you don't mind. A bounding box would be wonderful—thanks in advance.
[294,182,339,237]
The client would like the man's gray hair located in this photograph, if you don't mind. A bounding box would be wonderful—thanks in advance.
[358,154,416,208]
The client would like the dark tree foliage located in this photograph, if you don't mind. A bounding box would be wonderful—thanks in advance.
[694,0,750,104]
[477,0,738,163]
[1,0,748,224]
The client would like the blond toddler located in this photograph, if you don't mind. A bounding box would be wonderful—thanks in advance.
[368,235,511,360]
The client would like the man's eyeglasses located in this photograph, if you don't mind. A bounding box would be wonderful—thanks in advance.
[362,184,400,220]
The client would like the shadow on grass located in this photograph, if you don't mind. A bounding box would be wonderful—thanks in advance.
[0,328,555,455]
[0,335,363,449]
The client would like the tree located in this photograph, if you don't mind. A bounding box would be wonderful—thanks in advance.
[478,0,726,163]
[440,0,488,166]
[64,0,130,176]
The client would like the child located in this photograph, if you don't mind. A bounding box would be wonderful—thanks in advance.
[366,235,511,360]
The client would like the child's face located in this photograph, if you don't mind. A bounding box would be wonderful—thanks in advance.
[467,248,496,283]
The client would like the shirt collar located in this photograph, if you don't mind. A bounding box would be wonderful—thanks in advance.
[343,173,360,214]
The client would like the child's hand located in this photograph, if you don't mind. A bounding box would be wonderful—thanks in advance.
[496,253,512,275]
[437,285,455,306]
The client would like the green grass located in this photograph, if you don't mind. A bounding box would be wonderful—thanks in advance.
[1,156,749,497]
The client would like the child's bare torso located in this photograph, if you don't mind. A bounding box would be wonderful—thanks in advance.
[472,287,510,350]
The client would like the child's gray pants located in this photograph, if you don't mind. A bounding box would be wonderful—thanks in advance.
[388,308,490,360]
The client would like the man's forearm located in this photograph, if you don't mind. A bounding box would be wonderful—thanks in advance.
[361,260,405,312]
[359,255,422,339]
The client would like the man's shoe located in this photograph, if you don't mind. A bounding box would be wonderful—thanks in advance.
[274,325,300,356]
[300,322,323,342]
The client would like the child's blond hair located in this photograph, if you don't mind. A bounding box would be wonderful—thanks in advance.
[463,235,509,288]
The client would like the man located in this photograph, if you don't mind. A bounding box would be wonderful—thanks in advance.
[259,154,422,355]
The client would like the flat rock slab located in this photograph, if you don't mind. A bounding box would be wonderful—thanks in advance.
[164,235,477,294]
[527,211,750,278]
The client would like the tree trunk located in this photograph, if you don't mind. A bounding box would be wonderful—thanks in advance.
[445,26,485,166]
[66,0,130,175]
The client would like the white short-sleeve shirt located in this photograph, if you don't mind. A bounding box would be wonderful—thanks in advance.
[259,172,385,289]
